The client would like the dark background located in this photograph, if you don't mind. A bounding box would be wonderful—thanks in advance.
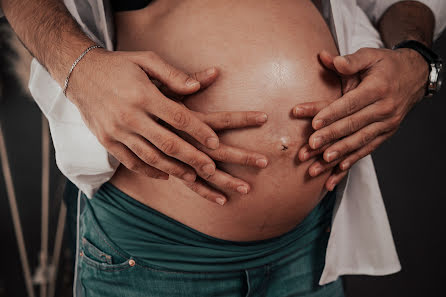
[0,16,445,297]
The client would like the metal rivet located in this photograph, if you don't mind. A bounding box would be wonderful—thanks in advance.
[129,259,136,267]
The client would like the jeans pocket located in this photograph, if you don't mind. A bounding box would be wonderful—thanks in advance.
[80,235,134,272]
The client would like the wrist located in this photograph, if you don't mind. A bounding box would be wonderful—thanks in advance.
[393,40,443,98]
[48,38,98,88]
[395,48,429,102]
[63,46,109,104]
[396,47,429,78]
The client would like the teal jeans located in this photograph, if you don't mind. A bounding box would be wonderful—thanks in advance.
[74,183,345,297]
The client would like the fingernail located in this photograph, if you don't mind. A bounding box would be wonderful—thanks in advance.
[326,151,339,162]
[206,137,219,149]
[206,67,216,75]
[182,172,196,182]
[341,161,350,170]
[256,113,268,124]
[302,151,309,161]
[186,77,200,87]
[237,185,249,194]
[293,107,304,116]
[312,165,322,176]
[312,137,323,149]
[255,158,268,168]
[314,119,325,129]
[216,197,226,205]
[202,164,216,176]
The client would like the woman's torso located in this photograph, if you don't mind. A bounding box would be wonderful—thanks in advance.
[110,0,341,241]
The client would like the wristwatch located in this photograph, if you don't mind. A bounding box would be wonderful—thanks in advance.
[392,40,443,97]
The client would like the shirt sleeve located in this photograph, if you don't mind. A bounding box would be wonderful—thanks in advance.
[357,0,446,41]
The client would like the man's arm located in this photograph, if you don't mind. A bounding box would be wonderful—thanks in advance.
[359,0,446,43]
[292,1,444,191]
[0,0,93,87]
[378,1,434,48]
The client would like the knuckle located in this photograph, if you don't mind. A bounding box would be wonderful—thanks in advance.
[387,114,402,128]
[96,131,112,146]
[187,150,206,168]
[224,181,237,190]
[340,140,353,154]
[216,149,229,161]
[327,129,337,143]
[360,130,374,146]
[166,64,181,81]
[166,166,183,177]
[366,143,376,155]
[244,154,256,166]
[127,160,141,172]
[221,112,233,129]
[160,138,178,155]
[144,152,159,165]
[346,96,358,114]
[348,116,361,132]
[173,109,191,129]
[187,156,201,168]
[324,106,338,123]
[378,102,395,118]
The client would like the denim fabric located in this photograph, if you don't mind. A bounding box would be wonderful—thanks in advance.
[74,189,345,297]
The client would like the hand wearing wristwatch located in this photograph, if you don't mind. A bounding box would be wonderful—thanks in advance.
[393,40,443,97]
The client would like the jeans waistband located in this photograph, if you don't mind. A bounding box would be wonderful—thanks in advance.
[82,182,336,272]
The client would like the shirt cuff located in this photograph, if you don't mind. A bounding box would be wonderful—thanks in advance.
[358,0,446,41]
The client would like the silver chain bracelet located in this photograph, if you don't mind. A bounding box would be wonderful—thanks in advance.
[63,44,103,97]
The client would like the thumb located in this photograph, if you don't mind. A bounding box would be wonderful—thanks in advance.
[333,48,378,76]
[132,51,206,95]
[157,67,219,100]
[318,50,337,72]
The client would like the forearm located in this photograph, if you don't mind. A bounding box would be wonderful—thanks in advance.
[378,0,435,48]
[0,0,96,87]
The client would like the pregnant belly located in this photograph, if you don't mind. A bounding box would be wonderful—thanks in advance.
[110,0,341,241]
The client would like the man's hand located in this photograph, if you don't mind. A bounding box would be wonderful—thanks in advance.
[67,49,269,203]
[174,110,269,205]
[292,48,429,191]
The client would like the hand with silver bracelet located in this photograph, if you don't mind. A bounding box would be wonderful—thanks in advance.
[63,48,270,204]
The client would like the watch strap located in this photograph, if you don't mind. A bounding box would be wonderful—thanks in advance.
[392,40,440,64]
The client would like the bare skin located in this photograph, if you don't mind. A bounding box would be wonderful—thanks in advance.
[110,0,341,241]
[292,1,435,190]
[0,0,271,202]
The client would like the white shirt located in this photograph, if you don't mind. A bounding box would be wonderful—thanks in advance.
[2,0,444,286]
